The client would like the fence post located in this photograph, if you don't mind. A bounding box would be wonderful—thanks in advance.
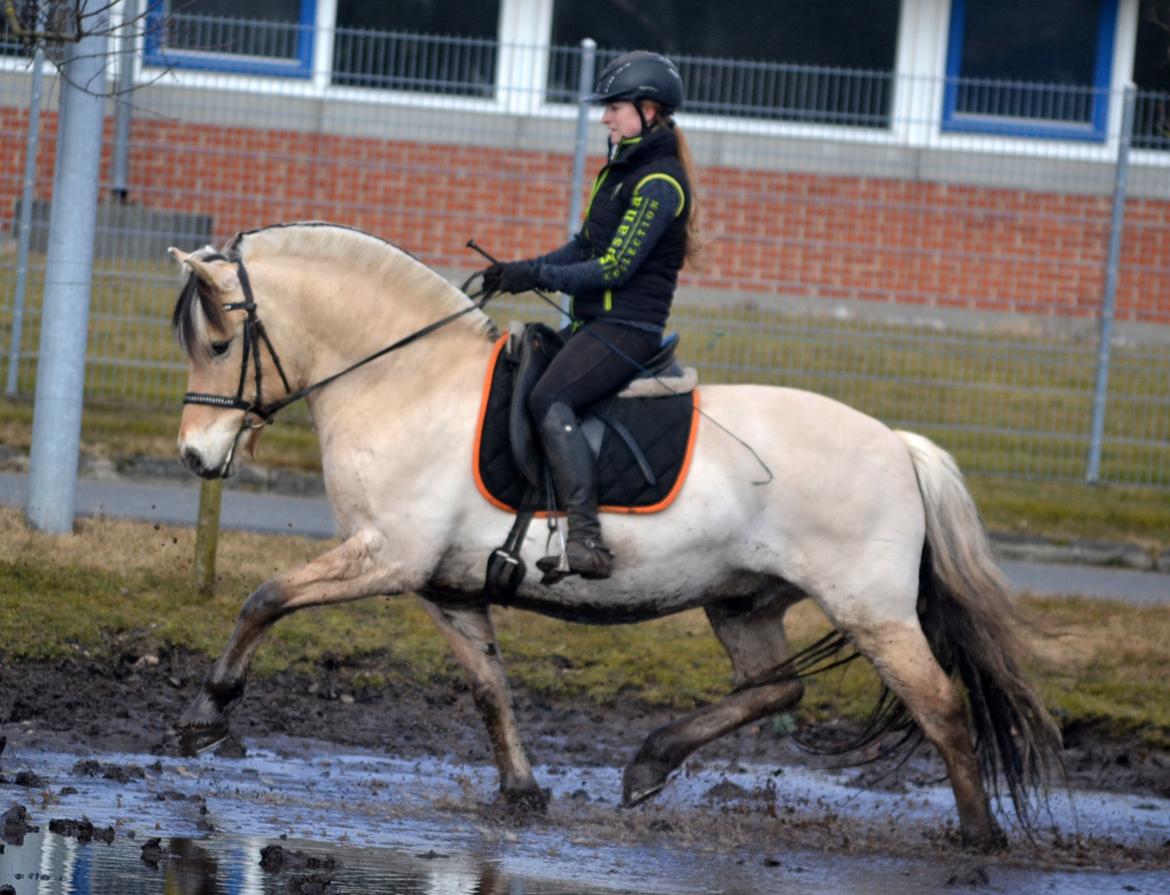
[25,8,110,533]
[1086,85,1136,484]
[6,46,46,397]
[194,478,223,597]
[566,38,597,241]
[110,0,138,201]
[561,38,597,327]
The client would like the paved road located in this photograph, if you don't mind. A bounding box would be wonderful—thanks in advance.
[1,472,1166,605]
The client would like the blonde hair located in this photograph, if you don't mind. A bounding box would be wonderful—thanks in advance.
[644,101,706,270]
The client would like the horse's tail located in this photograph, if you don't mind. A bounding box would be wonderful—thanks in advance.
[895,430,1063,827]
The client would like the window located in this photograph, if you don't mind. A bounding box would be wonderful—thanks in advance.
[943,0,1118,140]
[331,0,501,98]
[548,0,901,128]
[144,0,315,77]
[1,3,34,58]
[1133,1,1170,150]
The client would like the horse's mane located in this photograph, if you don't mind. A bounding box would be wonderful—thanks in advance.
[172,222,496,361]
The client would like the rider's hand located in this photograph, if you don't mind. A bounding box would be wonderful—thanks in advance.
[480,261,538,296]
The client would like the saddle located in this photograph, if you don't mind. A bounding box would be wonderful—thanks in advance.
[474,322,700,516]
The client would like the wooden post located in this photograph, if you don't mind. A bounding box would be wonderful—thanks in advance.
[194,478,223,597]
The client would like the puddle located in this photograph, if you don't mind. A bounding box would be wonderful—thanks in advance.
[2,740,1168,894]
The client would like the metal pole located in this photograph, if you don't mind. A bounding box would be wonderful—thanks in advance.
[566,38,597,239]
[194,478,223,597]
[6,47,45,397]
[26,9,110,533]
[561,38,597,325]
[1086,85,1136,484]
[110,0,137,201]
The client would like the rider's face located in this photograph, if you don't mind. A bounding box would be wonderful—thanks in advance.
[602,101,655,144]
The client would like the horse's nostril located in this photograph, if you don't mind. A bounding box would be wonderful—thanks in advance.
[182,448,205,475]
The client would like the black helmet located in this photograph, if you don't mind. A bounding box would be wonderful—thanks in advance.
[587,51,684,114]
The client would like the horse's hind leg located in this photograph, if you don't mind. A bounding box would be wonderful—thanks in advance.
[851,621,1003,849]
[623,591,805,806]
[417,594,546,812]
[177,531,402,755]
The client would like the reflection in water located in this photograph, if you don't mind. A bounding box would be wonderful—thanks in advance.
[3,744,1168,895]
[164,839,219,895]
[0,832,603,895]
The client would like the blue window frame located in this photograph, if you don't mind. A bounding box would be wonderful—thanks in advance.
[942,0,1118,141]
[144,1,316,78]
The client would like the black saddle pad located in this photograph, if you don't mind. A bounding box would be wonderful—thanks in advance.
[474,336,698,514]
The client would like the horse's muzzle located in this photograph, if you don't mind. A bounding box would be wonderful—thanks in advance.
[181,446,224,479]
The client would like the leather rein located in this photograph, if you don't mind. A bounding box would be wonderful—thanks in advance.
[182,253,492,452]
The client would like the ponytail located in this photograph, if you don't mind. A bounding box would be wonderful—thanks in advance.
[671,122,706,271]
[644,101,706,271]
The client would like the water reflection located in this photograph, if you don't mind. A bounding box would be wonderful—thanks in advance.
[0,831,604,895]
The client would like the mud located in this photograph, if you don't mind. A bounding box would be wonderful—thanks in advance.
[46,818,115,844]
[1,649,1169,890]
[2,649,1166,801]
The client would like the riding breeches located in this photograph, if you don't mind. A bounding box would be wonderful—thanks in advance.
[527,320,661,424]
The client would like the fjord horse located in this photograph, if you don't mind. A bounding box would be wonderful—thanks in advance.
[169,222,1060,849]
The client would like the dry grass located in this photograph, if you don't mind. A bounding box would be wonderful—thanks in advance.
[1,508,1167,745]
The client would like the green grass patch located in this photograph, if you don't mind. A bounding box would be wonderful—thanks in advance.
[1,509,1167,748]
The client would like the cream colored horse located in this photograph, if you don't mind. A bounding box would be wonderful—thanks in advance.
[169,222,1060,849]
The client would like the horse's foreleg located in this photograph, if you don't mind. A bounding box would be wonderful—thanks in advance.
[417,595,547,812]
[624,592,805,806]
[852,621,1004,850]
[177,530,400,755]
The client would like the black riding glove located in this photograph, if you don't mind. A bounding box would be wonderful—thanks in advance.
[480,261,539,296]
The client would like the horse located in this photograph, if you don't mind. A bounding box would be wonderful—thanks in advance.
[168,221,1061,850]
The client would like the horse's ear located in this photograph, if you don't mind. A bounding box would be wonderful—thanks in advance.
[167,247,239,293]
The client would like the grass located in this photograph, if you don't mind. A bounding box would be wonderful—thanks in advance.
[1,508,1168,749]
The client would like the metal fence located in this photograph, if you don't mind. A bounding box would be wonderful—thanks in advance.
[1,17,1168,487]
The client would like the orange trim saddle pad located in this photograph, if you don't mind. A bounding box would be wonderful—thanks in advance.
[473,335,699,514]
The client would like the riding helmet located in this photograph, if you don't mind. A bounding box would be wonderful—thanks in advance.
[587,51,684,114]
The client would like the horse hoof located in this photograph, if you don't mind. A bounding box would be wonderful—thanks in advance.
[499,785,551,816]
[621,760,671,807]
[175,720,230,757]
[962,824,1008,853]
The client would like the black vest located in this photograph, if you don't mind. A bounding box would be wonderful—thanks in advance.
[573,128,691,328]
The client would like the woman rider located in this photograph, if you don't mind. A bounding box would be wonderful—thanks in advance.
[479,50,702,581]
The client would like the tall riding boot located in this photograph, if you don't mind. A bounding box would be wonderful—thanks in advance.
[535,401,613,580]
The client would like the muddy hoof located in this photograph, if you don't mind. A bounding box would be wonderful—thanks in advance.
[962,824,1008,854]
[175,720,230,758]
[499,785,551,815]
[621,760,672,807]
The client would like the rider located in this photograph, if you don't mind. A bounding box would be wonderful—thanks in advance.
[479,50,702,581]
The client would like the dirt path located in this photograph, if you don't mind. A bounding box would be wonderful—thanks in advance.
[2,651,1169,877]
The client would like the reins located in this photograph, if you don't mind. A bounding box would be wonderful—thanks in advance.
[182,251,493,438]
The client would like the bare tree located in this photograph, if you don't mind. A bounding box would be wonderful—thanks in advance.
[3,1,178,98]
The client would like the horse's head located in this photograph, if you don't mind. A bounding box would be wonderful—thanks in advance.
[169,245,282,479]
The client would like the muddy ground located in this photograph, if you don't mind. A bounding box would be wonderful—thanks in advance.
[2,649,1169,877]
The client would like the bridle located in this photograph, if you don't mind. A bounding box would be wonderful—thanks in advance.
[183,257,291,425]
[181,251,493,471]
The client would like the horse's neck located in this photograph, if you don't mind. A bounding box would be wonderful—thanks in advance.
[268,257,493,478]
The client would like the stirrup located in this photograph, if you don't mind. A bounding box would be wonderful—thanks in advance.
[536,550,573,586]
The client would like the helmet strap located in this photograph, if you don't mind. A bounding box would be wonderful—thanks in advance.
[635,102,650,135]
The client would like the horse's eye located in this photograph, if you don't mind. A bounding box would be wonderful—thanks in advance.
[210,340,232,357]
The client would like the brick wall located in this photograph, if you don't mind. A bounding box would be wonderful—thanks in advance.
[4,112,1168,324]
